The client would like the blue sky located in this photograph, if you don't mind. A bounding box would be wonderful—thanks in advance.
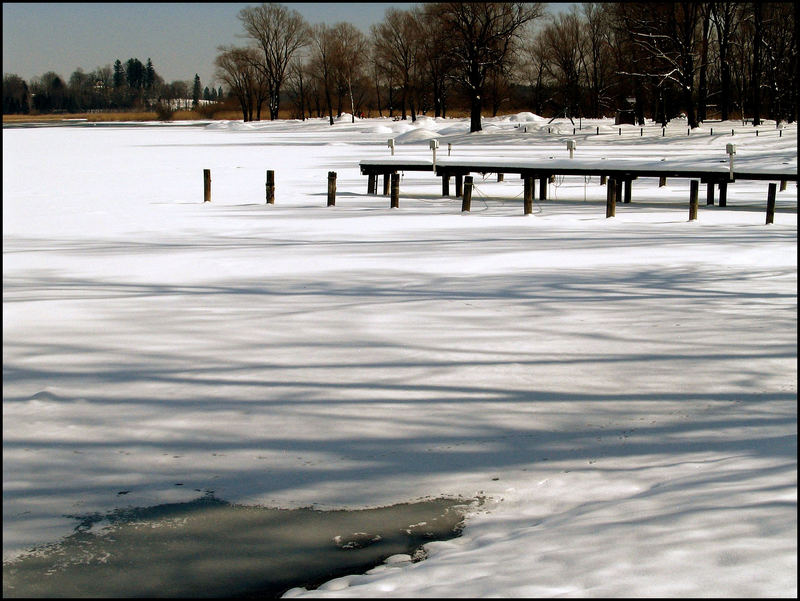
[3,3,571,89]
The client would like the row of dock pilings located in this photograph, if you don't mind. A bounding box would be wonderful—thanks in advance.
[201,169,783,224]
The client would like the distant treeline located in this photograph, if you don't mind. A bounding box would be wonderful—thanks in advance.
[4,2,797,129]
[217,1,797,130]
[3,57,224,116]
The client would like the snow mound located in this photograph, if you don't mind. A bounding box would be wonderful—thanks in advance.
[389,122,415,134]
[364,125,393,134]
[437,123,470,135]
[509,112,546,122]
[204,121,232,130]
[334,113,353,122]
[394,128,442,143]
[414,116,438,128]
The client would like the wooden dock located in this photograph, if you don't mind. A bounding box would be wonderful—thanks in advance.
[359,156,796,215]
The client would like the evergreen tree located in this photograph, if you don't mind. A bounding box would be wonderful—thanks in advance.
[126,58,145,89]
[203,86,211,101]
[145,58,155,89]
[113,60,125,88]
[192,74,201,108]
[218,86,223,99]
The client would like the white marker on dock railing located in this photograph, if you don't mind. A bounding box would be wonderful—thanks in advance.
[726,143,736,181]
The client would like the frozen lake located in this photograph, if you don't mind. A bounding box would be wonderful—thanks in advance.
[3,115,797,597]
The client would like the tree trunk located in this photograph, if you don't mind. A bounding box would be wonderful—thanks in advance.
[470,91,482,132]
[752,3,762,126]
[697,7,710,121]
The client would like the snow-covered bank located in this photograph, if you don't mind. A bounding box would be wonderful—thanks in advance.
[3,115,796,597]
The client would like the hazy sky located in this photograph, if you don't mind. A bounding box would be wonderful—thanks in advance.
[2,3,416,88]
[3,3,570,89]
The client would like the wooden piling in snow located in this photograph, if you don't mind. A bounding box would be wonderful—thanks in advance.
[327,171,336,206]
[606,177,616,217]
[390,173,400,208]
[266,170,275,204]
[203,169,211,203]
[766,183,776,224]
[689,180,699,221]
[462,176,473,212]
[524,176,533,215]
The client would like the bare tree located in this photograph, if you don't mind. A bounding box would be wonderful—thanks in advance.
[710,1,742,121]
[215,45,268,121]
[238,2,310,120]
[285,57,309,120]
[581,3,615,118]
[371,8,422,121]
[310,24,337,125]
[430,2,544,132]
[329,22,369,122]
[617,2,703,128]
[417,4,454,118]
[542,9,586,119]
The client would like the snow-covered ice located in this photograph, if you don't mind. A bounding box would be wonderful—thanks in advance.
[3,113,797,597]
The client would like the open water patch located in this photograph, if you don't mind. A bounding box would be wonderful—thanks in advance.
[2,494,474,598]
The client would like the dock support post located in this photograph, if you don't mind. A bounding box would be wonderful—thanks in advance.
[718,181,727,207]
[441,173,450,197]
[497,173,504,182]
[606,177,616,217]
[462,176,473,212]
[600,175,607,186]
[659,176,667,187]
[539,177,547,201]
[266,170,275,204]
[615,178,623,203]
[367,173,376,194]
[203,169,211,203]
[524,176,533,215]
[390,173,400,208]
[689,180,698,220]
[383,173,390,195]
[780,180,787,191]
[455,174,463,198]
[624,179,632,203]
[706,182,715,205]
[766,183,776,224]
[327,171,336,206]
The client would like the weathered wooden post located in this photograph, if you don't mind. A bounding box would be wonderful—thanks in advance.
[718,181,727,207]
[606,177,616,217]
[524,176,533,215]
[600,175,607,186]
[539,177,547,201]
[266,170,275,204]
[659,176,667,187]
[624,179,632,203]
[441,173,450,197]
[706,182,715,205]
[383,173,390,195]
[462,176,473,212]
[203,169,211,203]
[780,180,787,191]
[455,174,463,198]
[390,172,400,208]
[327,171,336,206]
[497,173,504,182]
[766,183,776,224]
[367,173,376,194]
[615,178,623,204]
[689,180,699,221]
